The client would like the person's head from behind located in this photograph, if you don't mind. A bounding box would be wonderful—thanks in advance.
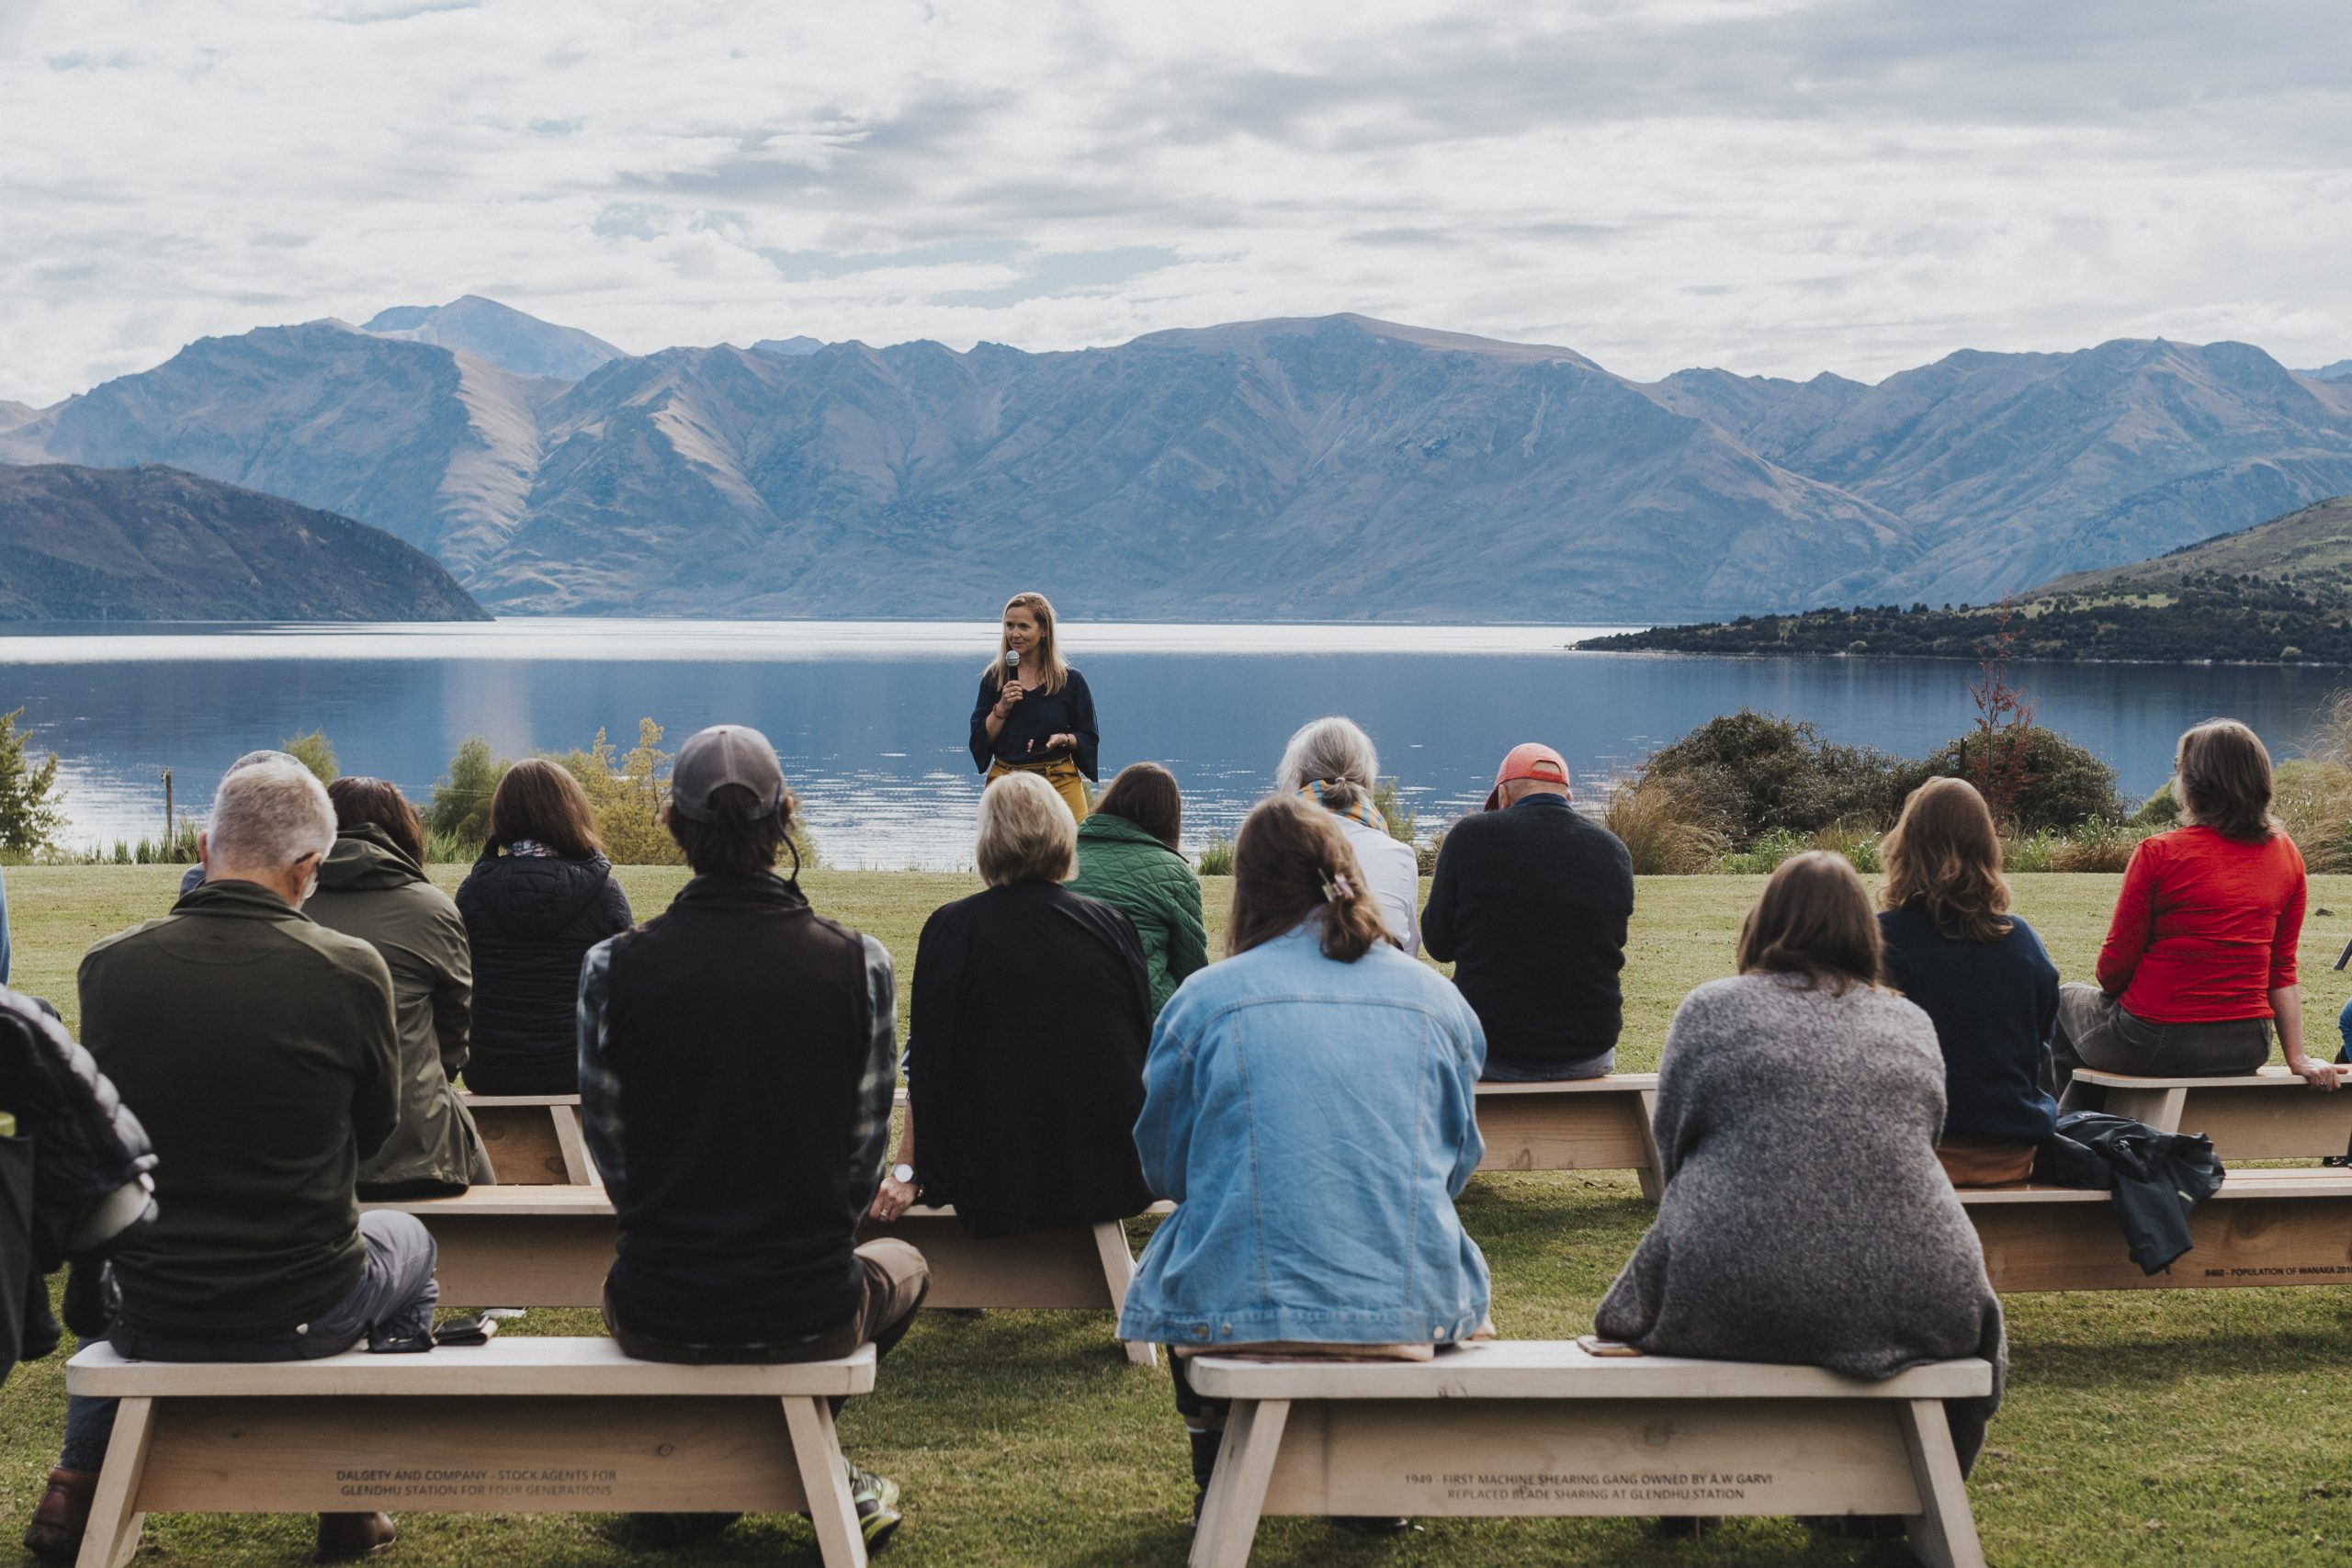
[662,725,797,878]
[1879,777,2011,942]
[1227,795,1389,962]
[977,771,1077,886]
[490,758,604,860]
[1485,741,1571,811]
[202,759,337,906]
[1092,761,1182,850]
[1736,850,1883,994]
[1276,716,1379,815]
[324,776,426,867]
[2174,718,2278,842]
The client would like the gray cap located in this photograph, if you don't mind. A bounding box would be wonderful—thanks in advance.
[670,724,787,823]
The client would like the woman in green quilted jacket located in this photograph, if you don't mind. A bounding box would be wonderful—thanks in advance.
[1069,763,1211,1017]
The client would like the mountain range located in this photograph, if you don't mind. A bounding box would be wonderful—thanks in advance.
[5,299,2352,620]
[0,464,488,621]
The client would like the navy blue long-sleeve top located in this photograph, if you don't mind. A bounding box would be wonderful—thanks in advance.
[968,668,1100,781]
[1877,905,2061,1145]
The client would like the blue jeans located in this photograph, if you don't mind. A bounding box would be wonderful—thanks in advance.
[61,1211,436,1471]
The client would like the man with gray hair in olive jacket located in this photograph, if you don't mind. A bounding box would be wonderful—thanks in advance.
[25,759,432,1566]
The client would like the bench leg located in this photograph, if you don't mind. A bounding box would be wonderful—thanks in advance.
[1634,1089,1665,1201]
[1189,1398,1289,1568]
[1896,1399,1986,1568]
[782,1396,868,1568]
[551,1106,599,1185]
[2099,1085,2185,1134]
[74,1396,153,1568]
[1093,1221,1157,1368]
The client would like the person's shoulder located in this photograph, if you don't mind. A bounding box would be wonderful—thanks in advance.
[78,913,181,972]
[273,915,397,997]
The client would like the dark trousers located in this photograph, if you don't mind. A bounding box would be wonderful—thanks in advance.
[2052,982,2274,1112]
[602,1239,929,1416]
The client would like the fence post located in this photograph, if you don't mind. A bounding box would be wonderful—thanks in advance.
[164,770,173,842]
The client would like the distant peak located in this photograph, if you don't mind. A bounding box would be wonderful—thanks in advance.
[751,335,826,357]
[358,296,625,383]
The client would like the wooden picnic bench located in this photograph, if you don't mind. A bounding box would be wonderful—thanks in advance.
[471,1081,1671,1192]
[366,1187,1162,1365]
[1474,1076,1662,1195]
[460,1094,596,1185]
[1181,1340,1991,1568]
[2072,1066,2352,1161]
[1959,1168,2352,1291]
[63,1337,881,1568]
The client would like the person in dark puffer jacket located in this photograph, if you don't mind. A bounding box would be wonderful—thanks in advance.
[456,760,634,1097]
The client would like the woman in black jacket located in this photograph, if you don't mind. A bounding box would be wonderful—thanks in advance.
[454,760,634,1096]
[870,771,1155,1235]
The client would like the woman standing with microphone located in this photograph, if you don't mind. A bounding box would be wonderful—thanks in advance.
[969,592,1098,821]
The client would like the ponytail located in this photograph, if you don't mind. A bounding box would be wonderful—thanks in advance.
[1227,795,1392,962]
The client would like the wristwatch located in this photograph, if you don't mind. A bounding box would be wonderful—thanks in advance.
[890,1163,916,1186]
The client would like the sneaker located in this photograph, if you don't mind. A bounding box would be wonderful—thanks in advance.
[1332,1517,1415,1537]
[313,1510,398,1562]
[849,1467,904,1551]
[21,1468,97,1563]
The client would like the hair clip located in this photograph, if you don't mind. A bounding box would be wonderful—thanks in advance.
[1320,873,1356,902]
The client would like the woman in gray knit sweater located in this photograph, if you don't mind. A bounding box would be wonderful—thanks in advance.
[1595,852,2007,1472]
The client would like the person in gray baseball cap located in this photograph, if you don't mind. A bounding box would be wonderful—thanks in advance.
[575,725,924,1550]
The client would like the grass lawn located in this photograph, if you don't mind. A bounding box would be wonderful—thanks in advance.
[5,867,2351,1565]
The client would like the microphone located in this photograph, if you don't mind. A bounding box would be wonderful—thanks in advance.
[1004,648,1022,685]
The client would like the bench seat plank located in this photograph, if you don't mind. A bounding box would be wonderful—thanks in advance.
[1182,1343,1992,1402]
[1961,1169,2352,1291]
[2071,1066,2303,1089]
[2067,1066,2352,1161]
[66,1340,875,1399]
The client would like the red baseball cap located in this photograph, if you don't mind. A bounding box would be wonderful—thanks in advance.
[1484,742,1571,810]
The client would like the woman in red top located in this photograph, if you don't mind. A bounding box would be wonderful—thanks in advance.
[2054,719,2343,1110]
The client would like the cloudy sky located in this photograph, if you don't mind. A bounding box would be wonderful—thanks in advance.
[5,0,2349,404]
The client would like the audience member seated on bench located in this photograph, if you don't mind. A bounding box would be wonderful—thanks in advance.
[1421,741,1634,1082]
[457,759,635,1097]
[1275,716,1422,953]
[2056,720,2342,1111]
[28,758,435,1566]
[1118,795,1491,1529]
[870,771,1155,1235]
[1068,762,1210,1019]
[579,725,925,1553]
[1595,851,2007,1485]
[312,776,489,1199]
[1876,779,2060,1186]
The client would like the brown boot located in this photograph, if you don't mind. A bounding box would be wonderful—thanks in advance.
[315,1511,398,1562]
[21,1468,98,1563]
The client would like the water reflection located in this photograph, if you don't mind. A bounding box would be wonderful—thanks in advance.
[4,621,2344,868]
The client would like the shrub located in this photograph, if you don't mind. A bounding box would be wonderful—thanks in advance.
[2005,829,2061,874]
[1600,776,1727,874]
[2045,818,2150,874]
[1808,819,1882,874]
[1897,726,2125,834]
[2271,759,2352,874]
[2131,781,2180,827]
[1196,832,1234,876]
[0,708,66,854]
[1639,710,1905,849]
[426,736,510,847]
[1718,828,1808,875]
[553,720,681,867]
[279,729,340,784]
[1372,778,1417,844]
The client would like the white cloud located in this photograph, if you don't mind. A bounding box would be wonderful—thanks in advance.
[2,0,2349,402]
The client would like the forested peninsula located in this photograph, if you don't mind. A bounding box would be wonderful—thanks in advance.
[1580,495,2352,665]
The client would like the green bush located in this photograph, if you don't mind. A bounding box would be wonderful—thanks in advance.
[1717,828,1808,875]
[0,708,65,854]
[1896,726,2126,834]
[1600,776,1727,874]
[279,729,340,784]
[2132,781,2181,827]
[1195,833,1235,876]
[1809,820,1883,874]
[1639,710,1905,850]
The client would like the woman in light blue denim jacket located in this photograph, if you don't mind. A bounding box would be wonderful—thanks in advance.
[1118,794,1491,1520]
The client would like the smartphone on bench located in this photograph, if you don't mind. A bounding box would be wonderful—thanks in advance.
[1576,1335,1641,1358]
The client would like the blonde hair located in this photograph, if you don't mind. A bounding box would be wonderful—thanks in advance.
[984,592,1069,696]
[1880,777,2013,943]
[2175,719,2278,842]
[976,771,1077,886]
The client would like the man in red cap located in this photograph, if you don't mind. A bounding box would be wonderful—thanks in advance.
[1421,742,1635,1081]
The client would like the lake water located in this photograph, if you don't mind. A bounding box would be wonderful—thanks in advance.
[4,619,2346,868]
